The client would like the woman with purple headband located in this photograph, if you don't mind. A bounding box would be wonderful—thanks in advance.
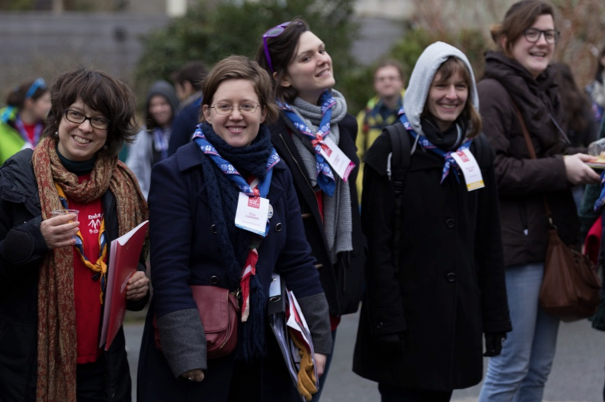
[256,18,366,401]
[0,78,51,164]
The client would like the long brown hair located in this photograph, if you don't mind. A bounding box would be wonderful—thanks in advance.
[255,18,310,105]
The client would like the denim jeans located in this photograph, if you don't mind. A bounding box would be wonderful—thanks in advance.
[479,262,560,402]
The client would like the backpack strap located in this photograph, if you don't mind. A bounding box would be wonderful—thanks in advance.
[385,121,410,268]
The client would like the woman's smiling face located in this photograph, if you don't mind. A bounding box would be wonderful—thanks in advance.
[508,14,556,78]
[57,99,109,161]
[280,31,335,105]
[203,79,267,148]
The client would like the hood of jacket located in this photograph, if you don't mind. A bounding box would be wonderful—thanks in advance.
[403,41,479,137]
[483,50,566,153]
[145,80,179,127]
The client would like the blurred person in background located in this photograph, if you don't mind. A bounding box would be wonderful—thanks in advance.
[578,47,605,241]
[127,80,179,199]
[0,67,149,401]
[476,1,600,400]
[552,62,599,210]
[586,44,605,129]
[167,61,208,155]
[355,59,406,203]
[0,78,51,165]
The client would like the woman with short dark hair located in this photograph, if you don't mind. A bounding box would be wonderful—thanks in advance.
[0,66,150,401]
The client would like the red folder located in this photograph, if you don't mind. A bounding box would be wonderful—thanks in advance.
[99,220,149,351]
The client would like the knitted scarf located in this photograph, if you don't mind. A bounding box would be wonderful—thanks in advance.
[195,122,274,360]
[400,112,471,184]
[32,136,148,402]
[282,90,353,263]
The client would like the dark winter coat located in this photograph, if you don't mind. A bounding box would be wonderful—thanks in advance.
[268,113,366,317]
[478,51,580,267]
[168,95,202,156]
[0,149,149,402]
[352,131,512,391]
[136,141,328,402]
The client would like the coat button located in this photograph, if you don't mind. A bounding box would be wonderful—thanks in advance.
[376,322,384,329]
[446,272,456,283]
[210,275,219,284]
[275,222,282,232]
[445,219,455,229]
[211,224,218,234]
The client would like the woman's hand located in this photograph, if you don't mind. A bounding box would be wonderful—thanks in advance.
[564,154,601,185]
[181,369,205,382]
[40,213,79,249]
[125,271,149,301]
[314,353,327,377]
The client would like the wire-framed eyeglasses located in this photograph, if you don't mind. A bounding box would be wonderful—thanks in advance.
[523,28,560,44]
[211,103,260,115]
[64,109,111,130]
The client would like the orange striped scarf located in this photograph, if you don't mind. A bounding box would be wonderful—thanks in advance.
[32,136,148,402]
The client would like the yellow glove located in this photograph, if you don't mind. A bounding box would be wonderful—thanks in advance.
[290,330,317,401]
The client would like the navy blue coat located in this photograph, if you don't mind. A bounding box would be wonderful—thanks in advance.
[137,141,325,401]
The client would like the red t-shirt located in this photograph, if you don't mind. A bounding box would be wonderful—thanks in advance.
[69,174,105,364]
[21,122,37,145]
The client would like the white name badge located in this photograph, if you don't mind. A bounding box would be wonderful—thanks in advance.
[451,149,485,191]
[235,192,270,236]
[318,137,356,182]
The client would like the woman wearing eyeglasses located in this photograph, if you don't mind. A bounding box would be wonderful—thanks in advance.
[0,67,150,402]
[476,1,600,401]
[136,55,331,402]
[0,78,51,165]
[255,19,365,401]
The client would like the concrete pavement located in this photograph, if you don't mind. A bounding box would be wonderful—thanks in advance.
[125,310,604,401]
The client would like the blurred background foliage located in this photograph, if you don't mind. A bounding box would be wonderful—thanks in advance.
[135,0,605,114]
[134,0,359,107]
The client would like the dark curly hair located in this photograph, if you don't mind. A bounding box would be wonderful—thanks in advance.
[43,66,138,158]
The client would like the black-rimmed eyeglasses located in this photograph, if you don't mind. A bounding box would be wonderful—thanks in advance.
[64,109,111,130]
[523,28,560,44]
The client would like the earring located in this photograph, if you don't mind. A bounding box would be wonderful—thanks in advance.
[103,145,108,150]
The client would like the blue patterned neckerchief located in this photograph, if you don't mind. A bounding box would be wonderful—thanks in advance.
[153,127,169,161]
[15,116,43,147]
[192,125,280,202]
[399,112,472,184]
[55,184,108,304]
[279,90,337,197]
[593,171,605,212]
